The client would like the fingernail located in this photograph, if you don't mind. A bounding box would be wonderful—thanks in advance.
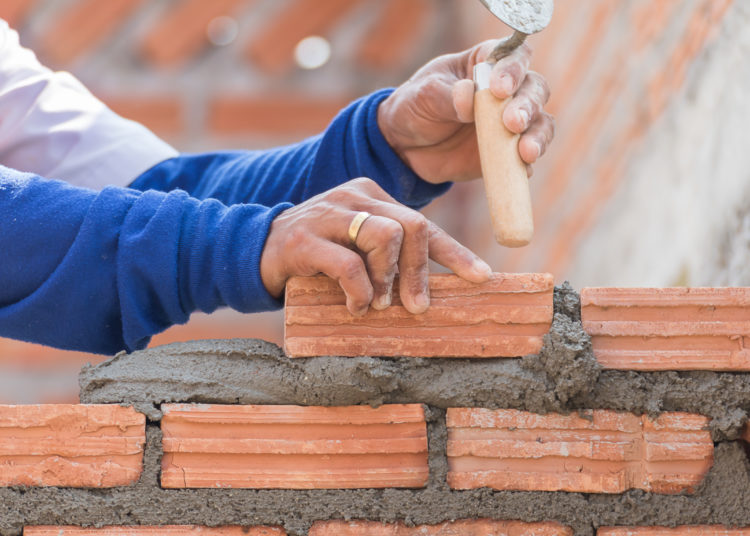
[474,259,493,279]
[375,293,391,310]
[414,292,430,312]
[499,74,514,96]
[518,109,530,128]
[531,141,542,160]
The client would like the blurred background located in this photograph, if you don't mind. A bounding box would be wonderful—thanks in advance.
[1,0,748,403]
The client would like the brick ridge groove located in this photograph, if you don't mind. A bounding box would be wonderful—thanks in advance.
[582,287,750,371]
[160,404,429,489]
[0,405,145,487]
[446,408,713,494]
[285,273,555,358]
[2,421,750,535]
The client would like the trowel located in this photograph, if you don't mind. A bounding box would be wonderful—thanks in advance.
[474,0,553,247]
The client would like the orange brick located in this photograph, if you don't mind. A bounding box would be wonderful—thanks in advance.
[160,404,428,489]
[0,0,36,28]
[245,0,362,75]
[581,287,750,371]
[25,527,285,536]
[284,273,554,358]
[208,95,352,137]
[309,520,573,536]
[0,405,145,487]
[356,0,431,70]
[101,96,184,137]
[140,0,246,67]
[598,527,750,536]
[36,0,144,65]
[447,408,712,494]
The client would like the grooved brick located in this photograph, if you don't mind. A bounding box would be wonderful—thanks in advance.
[598,527,750,536]
[581,288,750,371]
[25,527,285,536]
[244,0,362,74]
[356,0,431,70]
[209,95,352,136]
[161,404,428,489]
[101,96,183,136]
[447,408,713,494]
[0,405,145,487]
[36,0,144,65]
[284,273,554,358]
[309,520,573,535]
[140,0,246,67]
[0,0,36,28]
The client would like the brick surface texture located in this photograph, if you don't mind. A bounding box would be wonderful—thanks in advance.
[24,527,285,536]
[160,404,428,489]
[0,405,144,487]
[582,287,750,370]
[447,408,713,494]
[284,273,554,358]
[598,527,750,536]
[309,520,573,535]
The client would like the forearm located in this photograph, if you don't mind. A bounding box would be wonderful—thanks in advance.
[130,89,450,209]
[0,166,288,355]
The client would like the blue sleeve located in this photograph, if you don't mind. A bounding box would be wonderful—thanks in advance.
[129,89,451,208]
[0,166,290,355]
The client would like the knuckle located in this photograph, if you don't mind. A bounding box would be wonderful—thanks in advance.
[350,177,380,196]
[402,213,429,236]
[324,188,349,205]
[285,226,308,249]
[381,219,405,243]
[341,257,365,282]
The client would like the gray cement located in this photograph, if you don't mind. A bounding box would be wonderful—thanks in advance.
[4,284,750,535]
[80,284,750,440]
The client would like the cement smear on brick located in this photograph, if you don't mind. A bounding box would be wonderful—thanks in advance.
[80,284,750,439]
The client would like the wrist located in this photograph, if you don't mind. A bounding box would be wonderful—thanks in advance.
[376,94,412,168]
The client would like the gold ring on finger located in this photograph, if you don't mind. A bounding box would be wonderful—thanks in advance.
[347,211,371,245]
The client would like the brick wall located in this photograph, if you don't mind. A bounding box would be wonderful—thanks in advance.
[3,276,750,535]
[0,1,745,403]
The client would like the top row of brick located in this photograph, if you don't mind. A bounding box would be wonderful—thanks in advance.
[284,274,750,371]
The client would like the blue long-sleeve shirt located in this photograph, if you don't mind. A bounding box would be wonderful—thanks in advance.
[0,89,450,355]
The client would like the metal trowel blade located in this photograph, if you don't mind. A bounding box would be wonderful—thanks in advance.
[477,0,554,35]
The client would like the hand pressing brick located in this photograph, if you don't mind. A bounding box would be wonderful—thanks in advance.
[161,404,428,489]
[447,408,713,494]
[582,287,750,370]
[285,273,554,358]
[24,527,285,536]
[0,405,144,487]
[309,520,572,536]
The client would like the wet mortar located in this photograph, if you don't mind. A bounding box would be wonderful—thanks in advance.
[3,285,750,535]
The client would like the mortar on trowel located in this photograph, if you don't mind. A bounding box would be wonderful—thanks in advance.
[474,0,553,247]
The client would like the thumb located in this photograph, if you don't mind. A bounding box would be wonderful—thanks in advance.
[451,79,475,123]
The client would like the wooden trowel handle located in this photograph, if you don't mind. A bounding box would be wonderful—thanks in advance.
[474,63,534,247]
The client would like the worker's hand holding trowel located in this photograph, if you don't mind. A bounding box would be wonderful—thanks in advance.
[378,40,554,185]
[379,38,554,247]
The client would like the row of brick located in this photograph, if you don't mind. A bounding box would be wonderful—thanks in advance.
[0,404,715,492]
[284,273,750,371]
[20,525,750,536]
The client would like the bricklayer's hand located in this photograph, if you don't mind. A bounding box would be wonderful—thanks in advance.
[378,40,555,184]
[260,177,492,315]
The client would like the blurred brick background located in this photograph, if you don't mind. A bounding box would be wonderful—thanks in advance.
[0,0,746,402]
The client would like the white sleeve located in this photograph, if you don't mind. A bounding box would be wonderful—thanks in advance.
[0,20,178,189]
